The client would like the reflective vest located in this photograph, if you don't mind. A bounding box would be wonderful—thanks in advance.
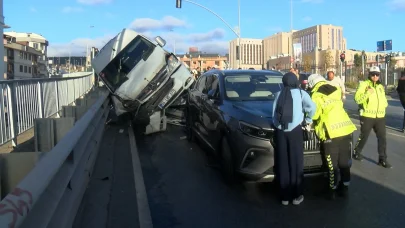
[311,82,357,141]
[355,80,388,118]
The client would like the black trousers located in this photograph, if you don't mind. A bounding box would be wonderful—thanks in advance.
[399,93,405,130]
[354,116,387,160]
[399,93,405,109]
[275,125,304,201]
[321,135,352,190]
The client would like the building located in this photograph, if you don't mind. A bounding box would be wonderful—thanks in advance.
[177,52,229,71]
[5,31,49,77]
[229,38,263,69]
[263,31,294,65]
[292,24,347,53]
[3,34,43,79]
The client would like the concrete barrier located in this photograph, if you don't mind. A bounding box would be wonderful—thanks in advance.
[0,90,110,228]
[34,118,75,152]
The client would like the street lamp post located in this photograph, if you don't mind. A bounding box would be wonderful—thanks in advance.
[177,0,241,69]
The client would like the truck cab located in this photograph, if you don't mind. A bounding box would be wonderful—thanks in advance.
[92,28,194,134]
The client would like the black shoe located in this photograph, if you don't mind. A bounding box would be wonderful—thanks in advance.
[353,152,363,161]
[378,160,392,168]
[327,190,336,200]
[337,184,349,197]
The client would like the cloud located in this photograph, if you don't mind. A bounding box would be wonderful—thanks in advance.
[139,28,228,54]
[48,34,115,57]
[388,0,405,10]
[77,0,113,5]
[48,28,229,57]
[302,16,312,22]
[30,7,37,12]
[62,6,84,13]
[129,16,188,32]
[301,0,323,3]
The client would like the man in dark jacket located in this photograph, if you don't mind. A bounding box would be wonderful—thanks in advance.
[397,71,405,132]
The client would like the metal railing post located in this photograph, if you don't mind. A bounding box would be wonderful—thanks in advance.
[37,82,44,118]
[55,81,60,117]
[7,83,18,147]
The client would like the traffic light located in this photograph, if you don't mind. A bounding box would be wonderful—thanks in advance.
[340,53,345,62]
[176,0,182,8]
[385,54,391,63]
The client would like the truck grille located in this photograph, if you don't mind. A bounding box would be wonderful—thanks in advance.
[137,66,169,101]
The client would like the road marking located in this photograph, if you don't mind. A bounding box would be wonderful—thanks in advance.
[128,124,153,228]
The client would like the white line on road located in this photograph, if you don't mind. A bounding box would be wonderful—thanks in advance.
[128,124,153,228]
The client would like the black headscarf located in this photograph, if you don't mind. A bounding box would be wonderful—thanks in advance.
[275,72,299,129]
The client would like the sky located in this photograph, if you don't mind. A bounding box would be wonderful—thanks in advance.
[3,0,405,57]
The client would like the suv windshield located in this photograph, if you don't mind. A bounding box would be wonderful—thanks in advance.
[100,36,155,91]
[224,74,283,101]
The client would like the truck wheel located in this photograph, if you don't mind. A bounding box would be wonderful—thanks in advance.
[220,137,237,183]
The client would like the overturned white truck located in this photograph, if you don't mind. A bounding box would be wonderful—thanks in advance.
[92,28,194,134]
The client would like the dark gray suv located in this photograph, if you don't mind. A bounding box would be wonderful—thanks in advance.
[185,69,323,182]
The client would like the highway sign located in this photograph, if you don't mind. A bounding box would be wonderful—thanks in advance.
[385,40,392,51]
[377,41,384,52]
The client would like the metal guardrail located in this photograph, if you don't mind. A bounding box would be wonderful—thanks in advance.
[0,90,110,228]
[0,73,94,146]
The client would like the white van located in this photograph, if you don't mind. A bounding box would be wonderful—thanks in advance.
[92,29,194,133]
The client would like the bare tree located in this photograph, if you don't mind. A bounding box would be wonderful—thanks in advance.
[303,55,312,73]
[324,50,334,69]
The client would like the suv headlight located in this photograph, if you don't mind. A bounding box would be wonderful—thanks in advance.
[239,121,274,140]
[166,54,181,73]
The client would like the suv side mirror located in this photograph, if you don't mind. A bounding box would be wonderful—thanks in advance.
[155,36,166,47]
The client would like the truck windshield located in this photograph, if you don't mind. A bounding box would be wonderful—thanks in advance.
[100,36,155,91]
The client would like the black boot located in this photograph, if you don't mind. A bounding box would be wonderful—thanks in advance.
[327,189,336,200]
[353,151,363,161]
[378,159,392,168]
[337,182,349,197]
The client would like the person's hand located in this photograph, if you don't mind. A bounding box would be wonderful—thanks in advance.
[302,123,312,132]
[368,88,374,94]
[342,95,346,100]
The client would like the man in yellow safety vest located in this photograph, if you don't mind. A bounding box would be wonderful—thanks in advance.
[353,66,391,168]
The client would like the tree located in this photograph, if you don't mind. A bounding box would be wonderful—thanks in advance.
[302,55,312,73]
[324,50,334,71]
[353,53,362,68]
[389,58,397,68]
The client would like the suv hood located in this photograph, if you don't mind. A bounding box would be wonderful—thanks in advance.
[232,101,274,118]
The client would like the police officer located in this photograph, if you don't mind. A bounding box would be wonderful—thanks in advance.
[308,74,357,199]
[353,66,391,168]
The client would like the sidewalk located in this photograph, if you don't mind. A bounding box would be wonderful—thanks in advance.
[73,123,141,228]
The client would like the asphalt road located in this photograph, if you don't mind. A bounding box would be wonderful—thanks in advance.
[136,100,405,228]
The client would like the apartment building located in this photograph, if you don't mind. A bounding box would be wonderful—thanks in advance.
[177,53,229,70]
[3,34,43,79]
[229,38,263,69]
[292,24,346,53]
[5,31,49,77]
[263,31,294,61]
[261,24,348,69]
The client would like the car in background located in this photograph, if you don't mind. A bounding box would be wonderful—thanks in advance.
[185,69,324,182]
